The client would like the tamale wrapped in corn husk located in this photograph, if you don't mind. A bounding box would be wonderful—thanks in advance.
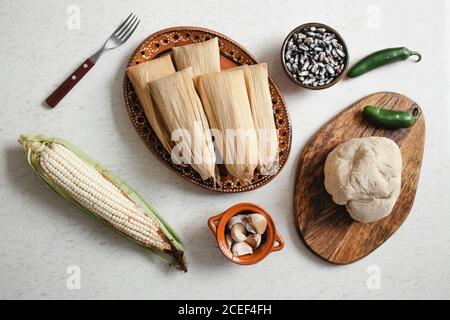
[127,55,175,153]
[196,69,258,182]
[172,38,221,76]
[148,67,216,181]
[19,134,186,271]
[239,63,279,175]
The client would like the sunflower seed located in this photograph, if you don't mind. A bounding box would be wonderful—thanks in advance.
[319,52,325,62]
[326,65,335,75]
[336,49,346,57]
[299,44,309,51]
[302,60,310,70]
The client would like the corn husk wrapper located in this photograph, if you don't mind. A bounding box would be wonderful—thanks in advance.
[172,37,221,76]
[148,67,216,181]
[197,69,258,182]
[235,64,279,175]
[18,134,186,271]
[127,55,175,153]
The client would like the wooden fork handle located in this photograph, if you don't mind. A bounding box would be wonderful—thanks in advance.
[45,58,95,108]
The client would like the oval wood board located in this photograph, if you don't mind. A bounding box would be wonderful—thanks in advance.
[294,92,425,264]
[123,27,292,193]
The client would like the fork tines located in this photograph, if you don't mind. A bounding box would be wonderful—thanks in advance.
[114,13,140,42]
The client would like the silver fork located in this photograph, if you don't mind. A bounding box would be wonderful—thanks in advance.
[46,13,140,108]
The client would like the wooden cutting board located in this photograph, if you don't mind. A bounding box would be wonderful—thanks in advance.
[294,92,425,264]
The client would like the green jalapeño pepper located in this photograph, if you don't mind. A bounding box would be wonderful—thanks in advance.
[348,47,422,78]
[363,105,421,128]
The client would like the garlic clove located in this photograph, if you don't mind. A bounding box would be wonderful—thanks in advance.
[232,242,253,257]
[226,233,233,249]
[246,213,267,234]
[245,234,261,249]
[245,222,257,234]
[230,223,247,242]
[227,214,245,230]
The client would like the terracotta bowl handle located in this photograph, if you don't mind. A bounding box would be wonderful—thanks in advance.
[271,232,285,252]
[208,213,225,236]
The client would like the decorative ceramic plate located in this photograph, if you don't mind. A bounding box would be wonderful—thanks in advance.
[123,26,292,193]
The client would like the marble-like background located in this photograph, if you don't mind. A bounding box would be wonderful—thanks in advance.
[1,0,449,299]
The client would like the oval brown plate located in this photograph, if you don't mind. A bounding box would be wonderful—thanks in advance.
[294,92,425,264]
[123,26,292,193]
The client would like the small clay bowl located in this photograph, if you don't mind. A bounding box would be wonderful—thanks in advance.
[281,22,349,90]
[208,202,285,265]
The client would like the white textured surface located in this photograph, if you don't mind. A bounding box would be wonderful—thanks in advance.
[1,0,449,299]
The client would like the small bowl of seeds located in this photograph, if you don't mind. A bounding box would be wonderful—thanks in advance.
[208,203,285,265]
[281,22,349,89]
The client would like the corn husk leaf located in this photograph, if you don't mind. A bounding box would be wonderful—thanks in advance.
[148,67,217,182]
[127,55,175,153]
[18,134,187,271]
[172,37,221,76]
[234,64,279,175]
[196,69,258,182]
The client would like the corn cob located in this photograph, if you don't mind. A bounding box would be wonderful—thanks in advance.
[19,134,186,271]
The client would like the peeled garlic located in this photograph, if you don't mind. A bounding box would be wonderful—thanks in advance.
[230,223,247,242]
[245,222,257,234]
[226,213,268,256]
[226,233,233,249]
[246,213,267,234]
[227,214,245,230]
[232,242,253,257]
[245,234,261,249]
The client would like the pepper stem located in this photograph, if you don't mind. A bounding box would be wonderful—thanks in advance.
[412,106,422,122]
[410,51,422,62]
